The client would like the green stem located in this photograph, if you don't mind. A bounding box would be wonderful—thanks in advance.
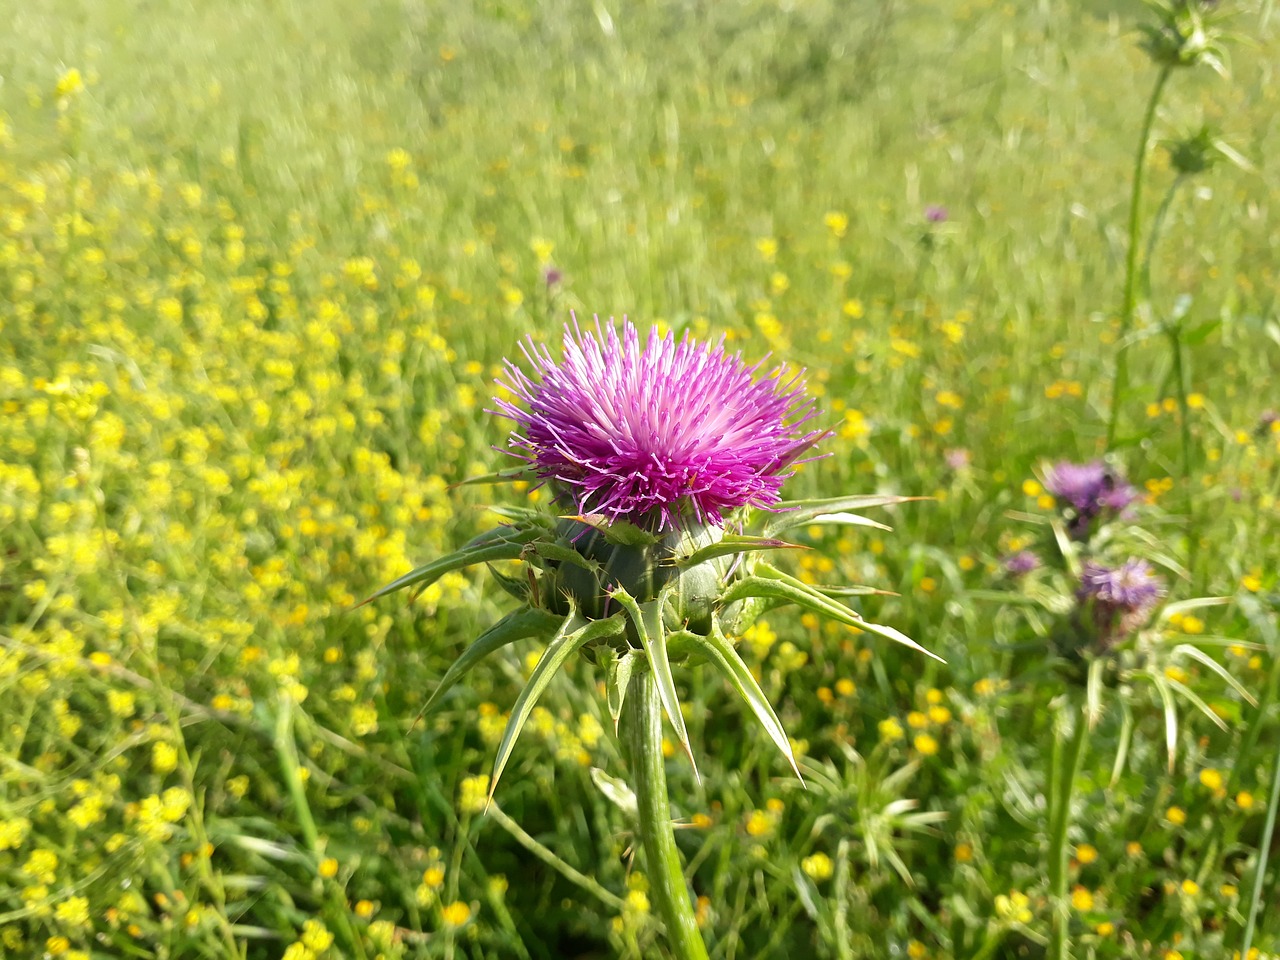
[1047,696,1089,960]
[486,803,624,911]
[1139,172,1201,581]
[622,670,709,960]
[273,695,367,960]
[1240,716,1280,958]
[1106,63,1173,450]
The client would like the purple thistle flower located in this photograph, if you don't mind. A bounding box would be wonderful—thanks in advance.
[1003,550,1040,577]
[494,316,825,531]
[1044,460,1139,538]
[1078,558,1164,645]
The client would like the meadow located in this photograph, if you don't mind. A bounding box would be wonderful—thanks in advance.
[1,0,1279,957]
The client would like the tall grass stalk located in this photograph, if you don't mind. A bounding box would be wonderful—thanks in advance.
[1047,696,1089,960]
[1240,728,1280,958]
[1106,63,1174,450]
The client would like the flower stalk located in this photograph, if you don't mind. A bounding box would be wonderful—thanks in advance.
[622,668,709,960]
[1106,62,1173,450]
[1047,693,1089,960]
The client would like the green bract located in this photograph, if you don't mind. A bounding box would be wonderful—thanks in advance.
[365,485,939,801]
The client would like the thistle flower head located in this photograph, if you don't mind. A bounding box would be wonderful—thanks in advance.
[1045,460,1138,538]
[1078,558,1164,647]
[495,316,824,531]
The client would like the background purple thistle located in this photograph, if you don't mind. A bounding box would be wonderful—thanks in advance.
[493,316,826,531]
[1078,558,1164,644]
[1045,461,1108,512]
[1079,559,1163,610]
[1045,460,1139,537]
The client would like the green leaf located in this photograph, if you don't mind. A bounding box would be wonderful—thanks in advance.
[720,573,943,662]
[1149,671,1179,774]
[560,514,659,546]
[1110,698,1134,788]
[1156,596,1232,623]
[1166,677,1229,733]
[420,607,563,717]
[606,649,639,733]
[1182,318,1222,346]
[358,529,541,607]
[609,585,697,776]
[1085,656,1106,730]
[476,504,557,528]
[798,511,893,532]
[589,767,637,818]
[1170,643,1258,706]
[485,563,534,603]
[528,539,599,572]
[463,525,544,549]
[452,465,539,487]
[489,613,626,802]
[697,619,801,780]
[763,494,925,536]
[671,534,807,567]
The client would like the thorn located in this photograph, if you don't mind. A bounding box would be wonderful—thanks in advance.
[681,740,701,785]
[407,701,430,734]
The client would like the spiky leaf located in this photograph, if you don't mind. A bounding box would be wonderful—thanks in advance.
[358,529,541,607]
[489,613,627,801]
[720,574,942,662]
[764,494,924,536]
[453,465,540,487]
[606,649,639,732]
[609,585,697,775]
[420,607,563,717]
[696,619,801,780]
[561,514,660,546]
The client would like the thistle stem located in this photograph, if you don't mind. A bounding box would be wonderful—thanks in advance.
[1106,62,1173,450]
[622,669,709,960]
[1047,695,1089,960]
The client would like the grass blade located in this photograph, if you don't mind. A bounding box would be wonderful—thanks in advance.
[1150,671,1180,773]
[1239,729,1280,959]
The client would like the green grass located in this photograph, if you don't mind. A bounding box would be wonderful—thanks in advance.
[1,0,1278,957]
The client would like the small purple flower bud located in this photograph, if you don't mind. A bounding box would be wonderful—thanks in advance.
[542,265,563,289]
[1003,551,1040,577]
[925,205,949,223]
[944,448,971,472]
